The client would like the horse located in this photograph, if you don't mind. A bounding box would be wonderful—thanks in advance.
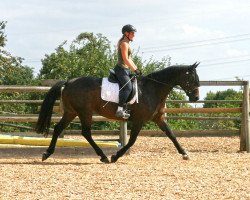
[36,62,200,163]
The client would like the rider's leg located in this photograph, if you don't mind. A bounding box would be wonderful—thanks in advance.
[114,65,132,118]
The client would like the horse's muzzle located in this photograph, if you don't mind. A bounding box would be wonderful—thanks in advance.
[189,96,199,102]
[188,88,199,102]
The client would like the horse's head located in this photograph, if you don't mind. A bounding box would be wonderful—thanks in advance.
[178,62,200,102]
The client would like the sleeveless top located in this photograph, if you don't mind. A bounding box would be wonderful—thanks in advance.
[117,39,132,68]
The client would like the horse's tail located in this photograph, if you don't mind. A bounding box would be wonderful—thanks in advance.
[35,80,67,135]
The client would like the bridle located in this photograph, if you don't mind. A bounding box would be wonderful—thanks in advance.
[181,70,200,96]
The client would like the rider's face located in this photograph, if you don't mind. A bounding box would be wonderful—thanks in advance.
[126,32,135,41]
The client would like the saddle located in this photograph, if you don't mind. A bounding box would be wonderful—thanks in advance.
[100,69,138,105]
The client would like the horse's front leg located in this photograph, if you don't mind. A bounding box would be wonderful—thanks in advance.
[155,118,189,160]
[111,122,143,163]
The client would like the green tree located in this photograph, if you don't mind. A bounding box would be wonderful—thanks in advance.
[0,21,36,132]
[39,32,115,80]
[0,21,6,47]
[203,89,242,108]
[0,21,34,85]
[201,89,242,130]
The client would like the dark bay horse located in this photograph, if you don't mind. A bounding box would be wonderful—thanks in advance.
[36,62,200,163]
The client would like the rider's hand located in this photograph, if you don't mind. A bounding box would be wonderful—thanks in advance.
[134,69,142,76]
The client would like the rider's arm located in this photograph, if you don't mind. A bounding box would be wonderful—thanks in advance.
[120,42,138,71]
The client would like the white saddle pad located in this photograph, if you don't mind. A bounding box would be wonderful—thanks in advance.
[101,78,138,105]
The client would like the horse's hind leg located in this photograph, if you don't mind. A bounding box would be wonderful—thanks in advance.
[79,115,109,163]
[42,113,75,161]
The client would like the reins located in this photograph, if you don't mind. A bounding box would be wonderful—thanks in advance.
[143,76,169,86]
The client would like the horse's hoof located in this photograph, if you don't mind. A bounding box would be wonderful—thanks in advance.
[42,152,49,161]
[100,157,109,163]
[111,155,118,163]
[182,154,190,160]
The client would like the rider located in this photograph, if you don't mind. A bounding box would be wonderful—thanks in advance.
[114,24,142,119]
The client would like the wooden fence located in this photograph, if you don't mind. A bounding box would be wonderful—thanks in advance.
[0,81,249,152]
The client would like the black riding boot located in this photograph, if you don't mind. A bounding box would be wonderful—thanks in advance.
[115,104,130,119]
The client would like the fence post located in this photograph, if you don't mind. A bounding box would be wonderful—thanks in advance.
[247,82,250,152]
[119,121,128,147]
[240,81,250,152]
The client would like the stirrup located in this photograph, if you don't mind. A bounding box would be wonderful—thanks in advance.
[115,110,130,119]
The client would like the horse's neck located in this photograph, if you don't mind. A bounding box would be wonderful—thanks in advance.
[140,77,174,104]
[140,68,180,103]
[149,67,180,85]
[154,83,174,102]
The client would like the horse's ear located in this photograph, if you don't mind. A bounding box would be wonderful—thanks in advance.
[192,62,200,68]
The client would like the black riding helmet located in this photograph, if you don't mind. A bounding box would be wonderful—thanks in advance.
[122,24,137,34]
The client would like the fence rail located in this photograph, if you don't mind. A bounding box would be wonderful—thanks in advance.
[0,80,249,152]
[0,115,116,122]
[163,107,242,113]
